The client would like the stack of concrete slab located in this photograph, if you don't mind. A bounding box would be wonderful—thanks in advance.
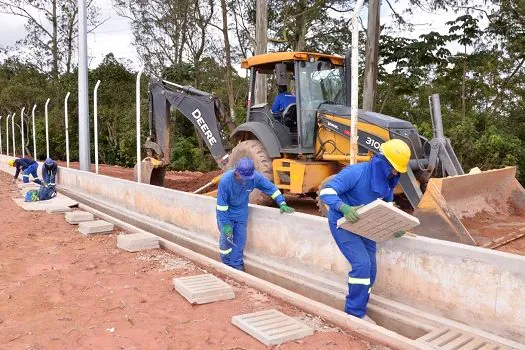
[46,206,73,214]
[337,199,420,243]
[117,232,160,252]
[65,211,94,224]
[232,309,313,346]
[173,274,235,305]
[78,220,114,235]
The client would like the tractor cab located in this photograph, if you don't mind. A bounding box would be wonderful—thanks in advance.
[241,52,345,154]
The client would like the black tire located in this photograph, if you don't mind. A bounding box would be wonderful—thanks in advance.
[227,139,275,205]
[316,175,335,217]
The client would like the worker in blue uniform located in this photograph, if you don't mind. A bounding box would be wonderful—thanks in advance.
[8,158,42,185]
[319,139,411,323]
[42,157,58,188]
[216,157,295,270]
[271,85,296,121]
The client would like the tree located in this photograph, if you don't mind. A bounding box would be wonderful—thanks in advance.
[220,0,236,123]
[0,0,102,76]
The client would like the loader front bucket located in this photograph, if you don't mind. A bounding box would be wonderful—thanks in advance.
[413,167,525,248]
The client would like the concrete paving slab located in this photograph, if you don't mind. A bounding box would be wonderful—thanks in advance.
[416,327,511,350]
[337,199,420,242]
[46,206,73,214]
[78,220,114,235]
[231,309,313,346]
[17,183,40,189]
[12,195,78,211]
[65,211,95,224]
[173,274,235,305]
[117,232,160,252]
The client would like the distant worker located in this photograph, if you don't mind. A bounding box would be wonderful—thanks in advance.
[42,157,57,188]
[8,158,42,185]
[319,139,411,324]
[216,157,295,270]
[271,85,296,121]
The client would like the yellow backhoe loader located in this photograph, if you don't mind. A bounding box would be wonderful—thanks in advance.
[136,51,525,249]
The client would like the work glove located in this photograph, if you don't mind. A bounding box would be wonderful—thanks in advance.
[394,230,406,238]
[279,203,295,214]
[339,204,363,223]
[222,224,233,238]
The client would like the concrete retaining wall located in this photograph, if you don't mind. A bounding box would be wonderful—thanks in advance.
[1,155,523,343]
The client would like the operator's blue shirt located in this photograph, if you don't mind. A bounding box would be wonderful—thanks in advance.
[216,170,286,225]
[271,92,296,115]
[320,155,400,224]
[14,158,37,179]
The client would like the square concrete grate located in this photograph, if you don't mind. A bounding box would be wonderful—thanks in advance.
[65,211,94,224]
[117,232,160,252]
[232,309,313,346]
[173,274,235,305]
[78,220,114,235]
[416,327,511,350]
[337,199,420,242]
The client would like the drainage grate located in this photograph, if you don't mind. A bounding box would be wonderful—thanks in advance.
[232,309,313,346]
[173,274,235,305]
[416,327,511,350]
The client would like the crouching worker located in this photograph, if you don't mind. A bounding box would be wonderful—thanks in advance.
[42,158,58,187]
[216,157,295,270]
[8,158,42,185]
[319,139,411,324]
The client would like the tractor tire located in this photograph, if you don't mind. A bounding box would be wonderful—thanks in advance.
[316,175,335,217]
[227,139,275,206]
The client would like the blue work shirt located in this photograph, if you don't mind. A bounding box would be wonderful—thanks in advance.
[13,158,37,179]
[271,92,296,115]
[319,155,400,224]
[216,170,286,225]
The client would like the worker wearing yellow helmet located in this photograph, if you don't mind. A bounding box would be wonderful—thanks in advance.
[319,139,411,324]
[8,157,43,185]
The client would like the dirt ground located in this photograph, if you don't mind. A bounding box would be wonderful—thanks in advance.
[0,171,374,350]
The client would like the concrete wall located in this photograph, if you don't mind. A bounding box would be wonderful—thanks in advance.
[1,155,523,343]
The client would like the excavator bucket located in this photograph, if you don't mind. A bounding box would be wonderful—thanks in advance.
[413,167,525,248]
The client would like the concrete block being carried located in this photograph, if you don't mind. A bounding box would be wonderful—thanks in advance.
[173,274,234,305]
[65,211,94,224]
[232,309,313,346]
[337,199,420,243]
[78,220,114,235]
[117,232,160,252]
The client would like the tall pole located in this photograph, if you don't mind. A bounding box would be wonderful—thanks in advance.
[136,68,143,183]
[20,107,25,158]
[45,98,50,159]
[254,0,268,104]
[350,0,365,165]
[31,104,37,160]
[0,115,2,155]
[65,92,71,168]
[94,79,101,174]
[11,113,16,157]
[6,113,10,156]
[363,0,380,111]
[78,0,90,171]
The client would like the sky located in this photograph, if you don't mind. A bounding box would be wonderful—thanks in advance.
[0,0,484,72]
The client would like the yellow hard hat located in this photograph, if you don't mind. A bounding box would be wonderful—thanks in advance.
[8,159,15,167]
[380,139,411,173]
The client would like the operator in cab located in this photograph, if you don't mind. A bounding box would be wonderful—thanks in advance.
[319,139,411,324]
[271,85,296,122]
[216,157,295,271]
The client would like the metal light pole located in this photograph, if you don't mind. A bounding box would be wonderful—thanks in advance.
[93,79,101,174]
[45,98,50,159]
[20,107,25,158]
[31,104,37,160]
[136,67,143,183]
[350,0,365,165]
[65,92,71,168]
[78,0,90,171]
[11,113,16,157]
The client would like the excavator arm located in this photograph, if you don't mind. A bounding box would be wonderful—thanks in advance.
[136,78,230,186]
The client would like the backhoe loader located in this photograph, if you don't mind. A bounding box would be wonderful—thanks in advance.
[136,51,525,249]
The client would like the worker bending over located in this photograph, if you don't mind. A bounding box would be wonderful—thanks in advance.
[319,139,411,323]
[9,158,42,185]
[42,158,57,187]
[216,157,295,270]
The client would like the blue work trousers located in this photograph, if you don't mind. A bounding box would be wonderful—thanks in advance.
[329,220,377,318]
[218,220,248,271]
[23,163,42,185]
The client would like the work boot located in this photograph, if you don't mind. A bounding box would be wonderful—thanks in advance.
[362,315,377,325]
